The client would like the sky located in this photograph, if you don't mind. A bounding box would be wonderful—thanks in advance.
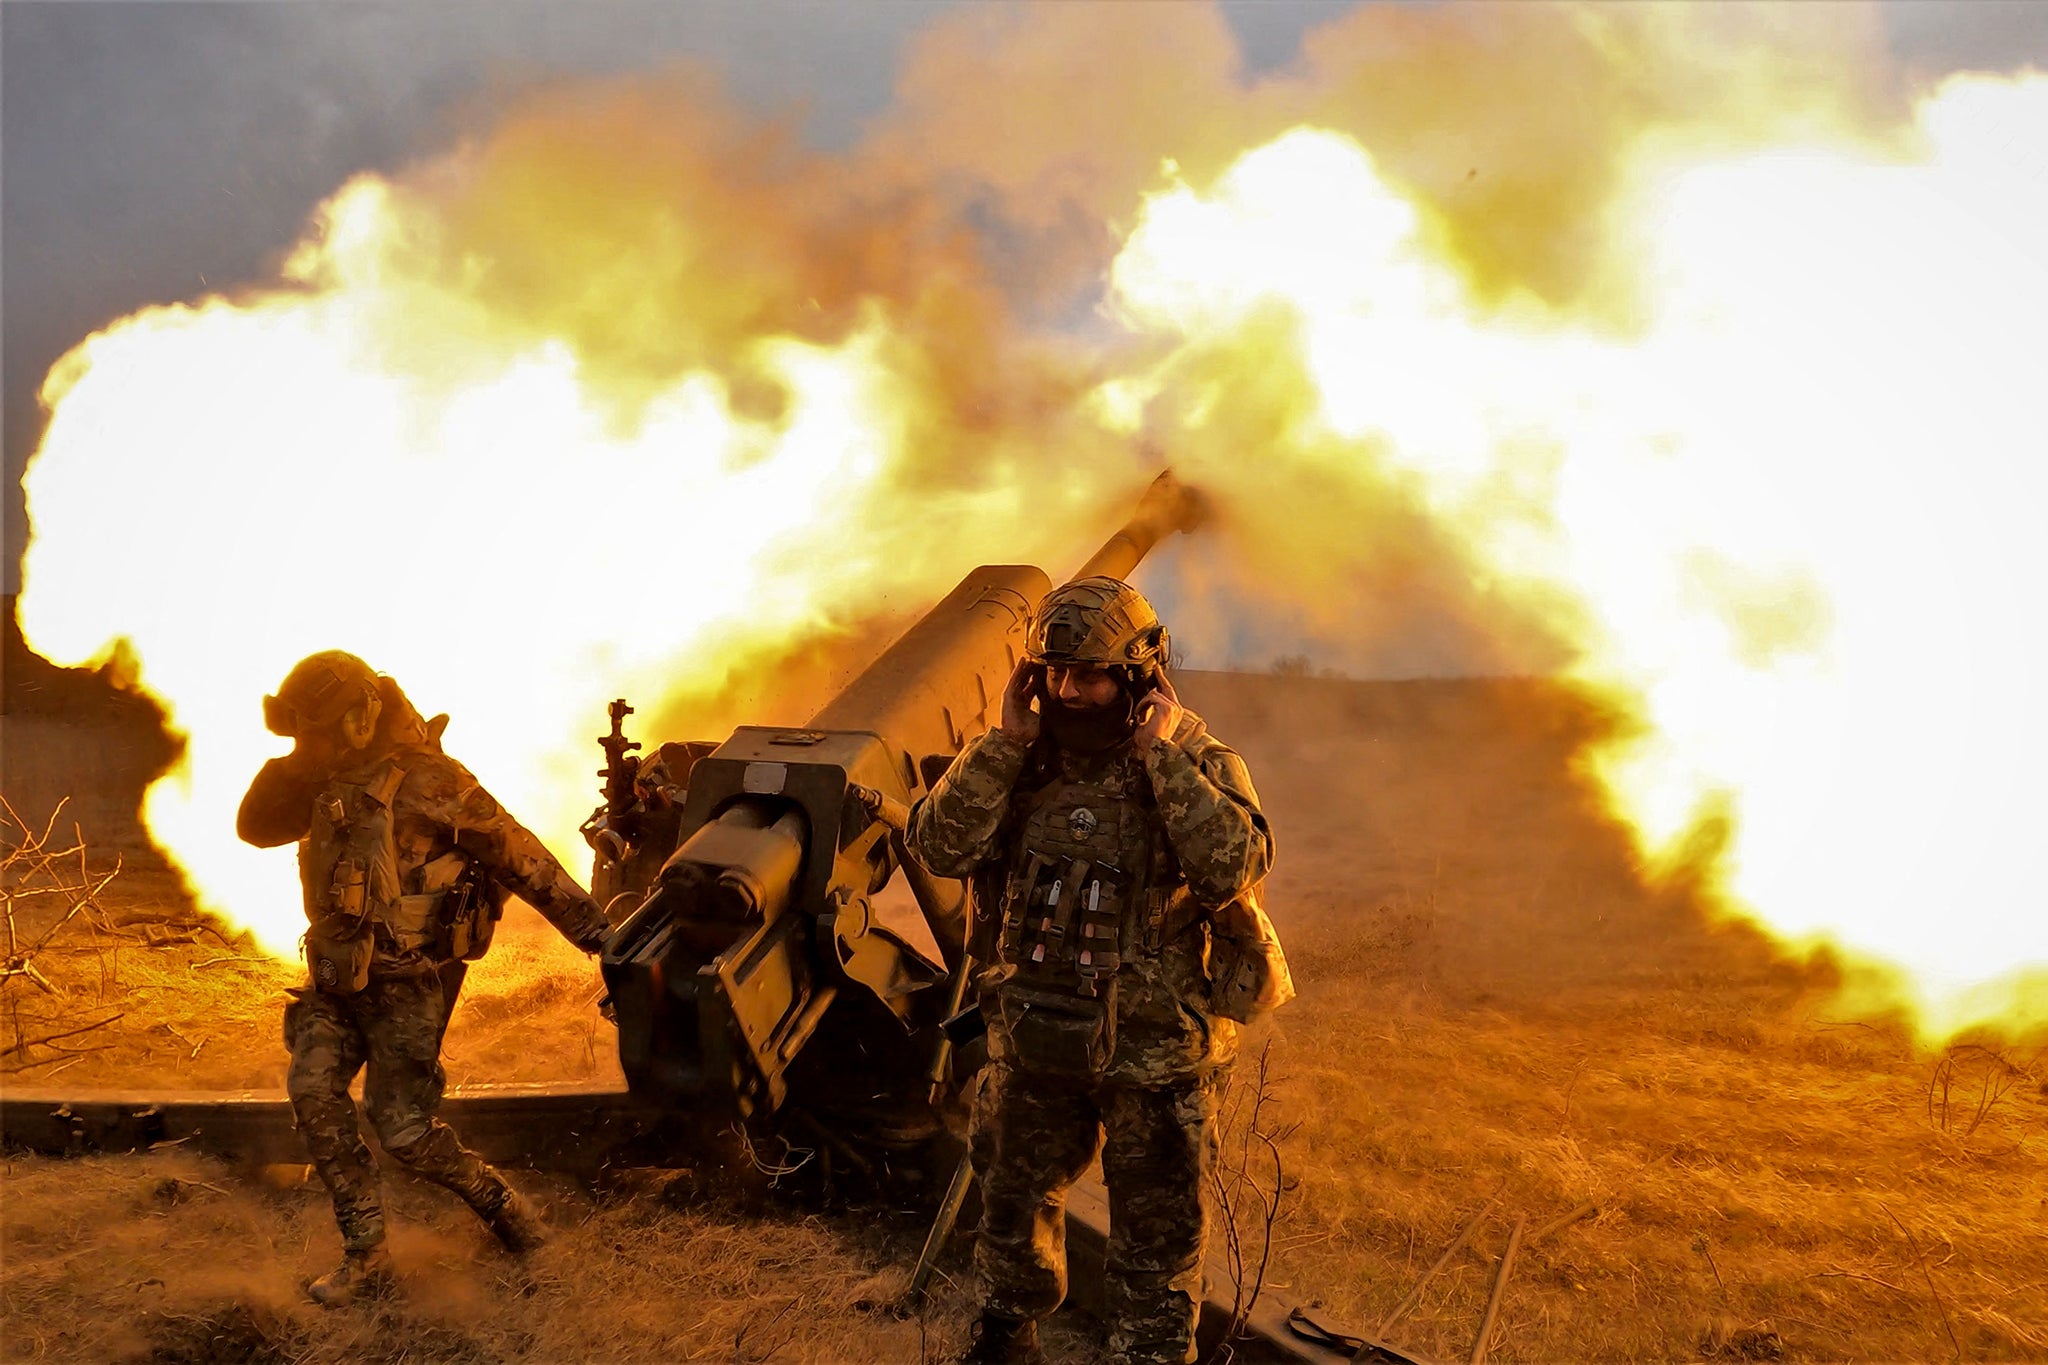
[5,0,2047,596]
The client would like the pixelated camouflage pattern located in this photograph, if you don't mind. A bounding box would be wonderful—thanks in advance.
[904,708,1273,1084]
[972,1063,1221,1365]
[284,975,511,1251]
[906,705,1271,1360]
[1141,713,1270,909]
[903,725,1034,879]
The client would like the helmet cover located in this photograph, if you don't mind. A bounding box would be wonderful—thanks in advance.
[264,650,380,737]
[1026,577,1169,675]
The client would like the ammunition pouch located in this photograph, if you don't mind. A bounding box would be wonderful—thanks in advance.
[419,853,499,963]
[1206,888,1294,1023]
[304,914,373,995]
[1000,979,1117,1078]
[999,850,1134,977]
[387,893,440,954]
[327,854,368,919]
[302,760,402,935]
[438,879,502,962]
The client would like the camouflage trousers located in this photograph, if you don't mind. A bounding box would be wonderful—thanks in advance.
[971,1061,1223,1365]
[283,966,509,1252]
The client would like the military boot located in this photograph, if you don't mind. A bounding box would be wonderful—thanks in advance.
[306,1243,394,1307]
[955,1312,1044,1365]
[484,1187,549,1254]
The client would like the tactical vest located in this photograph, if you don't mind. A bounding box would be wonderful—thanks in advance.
[299,753,498,993]
[997,751,1160,979]
[986,749,1190,1074]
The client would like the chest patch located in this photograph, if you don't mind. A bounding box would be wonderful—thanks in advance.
[1068,806,1098,839]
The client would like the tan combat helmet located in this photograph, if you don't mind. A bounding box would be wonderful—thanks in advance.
[263,650,380,737]
[1026,577,1170,678]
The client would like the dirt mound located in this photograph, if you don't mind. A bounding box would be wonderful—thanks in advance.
[3,595,182,854]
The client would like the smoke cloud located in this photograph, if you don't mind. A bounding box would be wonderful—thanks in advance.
[12,2,2048,1033]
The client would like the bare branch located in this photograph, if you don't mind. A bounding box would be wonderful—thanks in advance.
[7,1011,125,1050]
[1881,1202,1961,1363]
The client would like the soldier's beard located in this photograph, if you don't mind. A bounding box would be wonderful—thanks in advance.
[1044,695,1138,755]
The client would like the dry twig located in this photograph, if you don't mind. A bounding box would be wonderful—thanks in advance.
[1378,1187,1503,1336]
[1881,1202,1961,1362]
[1470,1216,1526,1365]
[1528,1201,1599,1247]
[1205,1040,1297,1361]
[2,795,122,1009]
[1926,1043,2026,1141]
[1812,1268,1910,1296]
[11,1012,125,1051]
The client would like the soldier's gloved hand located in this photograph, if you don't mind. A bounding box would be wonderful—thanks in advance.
[569,902,612,955]
[281,728,342,780]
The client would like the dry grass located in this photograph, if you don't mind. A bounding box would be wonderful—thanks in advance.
[1256,993,2047,1363]
[0,837,622,1093]
[0,1147,996,1363]
[7,673,2048,1362]
[1198,674,2048,1364]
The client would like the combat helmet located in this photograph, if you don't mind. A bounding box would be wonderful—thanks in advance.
[263,650,380,737]
[1026,577,1169,682]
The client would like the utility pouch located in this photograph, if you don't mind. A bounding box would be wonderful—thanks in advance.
[304,914,373,995]
[1001,979,1116,1078]
[1207,888,1294,1023]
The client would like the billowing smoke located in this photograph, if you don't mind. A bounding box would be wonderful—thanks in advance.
[19,3,2048,1037]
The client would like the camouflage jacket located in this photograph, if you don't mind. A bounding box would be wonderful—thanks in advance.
[904,709,1274,1084]
[239,727,606,978]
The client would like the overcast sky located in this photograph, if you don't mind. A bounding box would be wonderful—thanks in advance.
[5,0,2046,595]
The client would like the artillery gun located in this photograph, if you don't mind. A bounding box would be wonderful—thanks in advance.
[585,471,1205,1159]
[0,470,1368,1363]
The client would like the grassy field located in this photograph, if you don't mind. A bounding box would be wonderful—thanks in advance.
[3,670,2044,1362]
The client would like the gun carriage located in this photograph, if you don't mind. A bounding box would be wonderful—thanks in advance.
[587,472,1204,1155]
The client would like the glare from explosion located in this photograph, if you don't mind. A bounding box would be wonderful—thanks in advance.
[17,42,2047,1042]
[1107,75,2048,1038]
[19,166,1113,957]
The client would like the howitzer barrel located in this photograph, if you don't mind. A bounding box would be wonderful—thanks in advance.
[807,474,1201,760]
[1072,470,1208,582]
[808,564,1050,767]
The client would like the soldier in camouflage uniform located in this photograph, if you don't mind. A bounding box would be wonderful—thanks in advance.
[904,578,1280,1365]
[238,651,613,1306]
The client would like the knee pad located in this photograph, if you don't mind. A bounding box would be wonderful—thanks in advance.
[373,1108,440,1156]
[291,1101,371,1168]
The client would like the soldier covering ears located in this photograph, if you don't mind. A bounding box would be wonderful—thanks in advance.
[238,650,612,1306]
[905,578,1292,1365]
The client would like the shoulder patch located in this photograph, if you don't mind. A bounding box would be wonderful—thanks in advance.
[459,784,502,823]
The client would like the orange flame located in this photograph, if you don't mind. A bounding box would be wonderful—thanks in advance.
[19,79,1148,956]
[1105,76,2048,1040]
